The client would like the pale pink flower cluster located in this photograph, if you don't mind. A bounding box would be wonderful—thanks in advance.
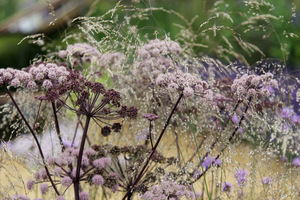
[0,63,69,90]
[59,43,125,70]
[136,39,183,77]
[231,73,278,99]
[156,70,212,98]
[137,39,182,59]
[140,181,197,200]
[93,157,111,169]
[58,43,101,64]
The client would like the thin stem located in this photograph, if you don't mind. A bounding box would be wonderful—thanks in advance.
[122,93,183,200]
[74,115,91,200]
[4,84,60,196]
[149,121,154,148]
[51,102,64,151]
[191,97,252,184]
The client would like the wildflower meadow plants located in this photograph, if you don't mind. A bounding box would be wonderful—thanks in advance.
[0,0,300,200]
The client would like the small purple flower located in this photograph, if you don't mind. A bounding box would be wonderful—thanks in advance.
[202,156,222,169]
[93,157,110,169]
[231,114,239,125]
[142,113,160,121]
[62,139,78,148]
[79,191,89,200]
[183,87,194,97]
[47,156,57,166]
[61,176,73,187]
[281,107,294,119]
[235,169,248,185]
[92,174,104,186]
[262,176,272,185]
[222,182,233,192]
[26,179,36,190]
[56,196,66,200]
[14,194,30,200]
[53,167,63,177]
[84,148,96,156]
[39,183,49,195]
[292,157,300,167]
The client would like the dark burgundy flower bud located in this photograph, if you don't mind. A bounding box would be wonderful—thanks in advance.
[112,123,122,132]
[101,126,111,137]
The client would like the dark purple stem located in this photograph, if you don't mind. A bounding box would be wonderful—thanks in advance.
[51,102,64,151]
[122,93,184,200]
[4,84,60,196]
[149,121,154,148]
[74,115,91,200]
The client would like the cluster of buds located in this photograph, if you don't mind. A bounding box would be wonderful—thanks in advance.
[58,43,101,64]
[136,39,183,78]
[58,43,125,70]
[156,70,213,99]
[137,39,182,59]
[26,145,119,198]
[140,180,197,200]
[0,63,69,90]
[231,73,278,99]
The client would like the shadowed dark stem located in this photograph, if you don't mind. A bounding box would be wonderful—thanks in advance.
[74,115,91,200]
[192,97,252,184]
[4,84,60,196]
[149,121,154,148]
[51,102,64,151]
[122,93,184,200]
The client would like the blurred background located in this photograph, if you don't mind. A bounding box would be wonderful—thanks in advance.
[0,0,299,69]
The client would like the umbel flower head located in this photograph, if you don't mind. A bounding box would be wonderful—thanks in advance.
[35,70,138,133]
[156,69,212,99]
[0,63,69,90]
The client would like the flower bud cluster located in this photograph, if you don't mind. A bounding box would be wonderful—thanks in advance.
[231,73,278,99]
[58,43,101,64]
[136,39,183,77]
[58,43,125,70]
[156,70,212,98]
[0,63,69,90]
[137,39,182,59]
[140,180,197,200]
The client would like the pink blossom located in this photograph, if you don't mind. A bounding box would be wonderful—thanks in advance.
[26,179,36,190]
[53,167,63,176]
[39,183,49,195]
[183,87,194,97]
[3,72,13,81]
[27,81,37,90]
[61,176,73,187]
[42,80,53,89]
[10,79,20,87]
[84,148,96,156]
[92,174,104,186]
[56,196,66,200]
[79,191,89,200]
